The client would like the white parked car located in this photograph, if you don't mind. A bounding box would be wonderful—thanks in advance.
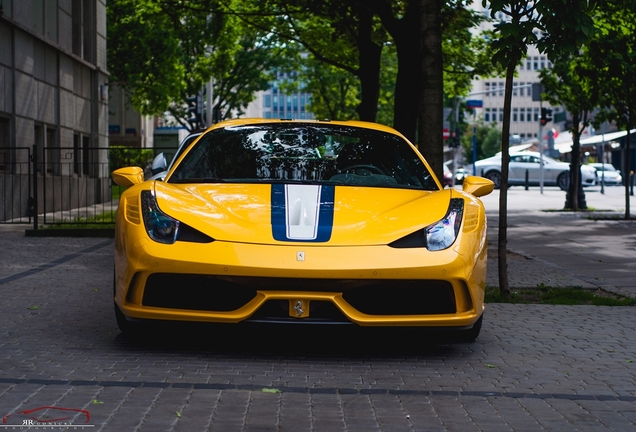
[587,163,622,186]
[473,151,597,191]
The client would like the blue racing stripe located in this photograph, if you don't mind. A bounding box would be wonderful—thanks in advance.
[271,184,334,242]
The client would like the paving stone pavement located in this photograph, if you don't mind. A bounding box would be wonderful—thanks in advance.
[1,185,635,431]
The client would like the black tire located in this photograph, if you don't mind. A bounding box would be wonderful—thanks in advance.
[558,172,569,191]
[484,171,501,189]
[114,301,137,333]
[455,315,483,342]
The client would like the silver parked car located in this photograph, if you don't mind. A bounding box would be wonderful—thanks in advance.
[587,163,622,186]
[474,151,597,190]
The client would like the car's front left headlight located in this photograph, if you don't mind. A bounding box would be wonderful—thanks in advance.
[425,199,464,251]
[141,190,180,244]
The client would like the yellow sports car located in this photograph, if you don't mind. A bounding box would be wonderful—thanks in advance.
[112,119,494,340]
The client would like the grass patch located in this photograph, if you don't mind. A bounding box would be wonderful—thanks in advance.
[45,211,117,229]
[486,286,636,306]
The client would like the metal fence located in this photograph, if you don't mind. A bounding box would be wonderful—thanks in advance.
[1,145,175,228]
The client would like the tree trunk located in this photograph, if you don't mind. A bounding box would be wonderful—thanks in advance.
[625,125,632,220]
[418,0,444,178]
[386,1,420,142]
[497,61,516,298]
[565,115,587,210]
[355,6,383,122]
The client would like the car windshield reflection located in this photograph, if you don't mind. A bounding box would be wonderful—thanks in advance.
[168,123,438,190]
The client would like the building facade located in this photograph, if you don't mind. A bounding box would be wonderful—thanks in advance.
[244,71,315,120]
[468,4,562,142]
[0,0,109,222]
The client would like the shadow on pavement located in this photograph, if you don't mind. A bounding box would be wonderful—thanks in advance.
[111,321,471,359]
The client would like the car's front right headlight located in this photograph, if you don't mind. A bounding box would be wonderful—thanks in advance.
[141,190,180,244]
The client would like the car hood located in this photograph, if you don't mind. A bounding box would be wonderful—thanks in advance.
[154,181,452,246]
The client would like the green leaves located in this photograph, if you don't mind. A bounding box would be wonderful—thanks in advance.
[261,388,282,393]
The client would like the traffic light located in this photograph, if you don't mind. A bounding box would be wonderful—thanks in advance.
[540,107,553,126]
[186,92,204,129]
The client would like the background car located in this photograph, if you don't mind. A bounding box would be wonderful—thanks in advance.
[443,163,454,187]
[587,163,622,186]
[112,119,494,341]
[147,131,203,181]
[473,151,597,190]
[454,167,468,185]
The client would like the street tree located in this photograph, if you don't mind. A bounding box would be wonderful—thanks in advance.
[539,53,598,211]
[460,120,502,163]
[483,0,597,297]
[236,0,387,123]
[107,0,285,130]
[585,0,636,220]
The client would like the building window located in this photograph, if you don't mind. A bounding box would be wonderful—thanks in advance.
[499,82,504,97]
[513,108,518,122]
[519,82,525,96]
[498,108,504,122]
[485,108,491,122]
[0,118,11,172]
[72,0,94,61]
[485,82,490,96]
[540,56,546,69]
[534,107,539,122]
[533,56,539,70]
[263,95,271,108]
[520,108,525,122]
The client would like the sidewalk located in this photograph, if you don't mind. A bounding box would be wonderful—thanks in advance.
[482,185,636,297]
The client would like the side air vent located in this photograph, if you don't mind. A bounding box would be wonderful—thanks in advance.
[462,202,480,233]
[125,194,141,224]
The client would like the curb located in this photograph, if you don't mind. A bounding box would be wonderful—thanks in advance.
[24,229,115,238]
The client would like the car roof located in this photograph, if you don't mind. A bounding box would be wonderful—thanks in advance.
[202,118,406,138]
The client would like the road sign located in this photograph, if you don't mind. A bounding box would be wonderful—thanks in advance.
[443,128,451,140]
[466,99,483,109]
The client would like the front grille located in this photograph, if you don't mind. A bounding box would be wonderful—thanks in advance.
[143,274,257,311]
[342,280,456,315]
[141,274,457,317]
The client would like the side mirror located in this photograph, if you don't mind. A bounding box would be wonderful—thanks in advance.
[112,166,144,187]
[462,175,494,197]
[151,152,168,175]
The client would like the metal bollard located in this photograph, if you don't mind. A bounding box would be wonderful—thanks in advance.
[525,169,529,190]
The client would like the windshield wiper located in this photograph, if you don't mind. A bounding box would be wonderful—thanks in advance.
[264,179,341,185]
[170,178,226,184]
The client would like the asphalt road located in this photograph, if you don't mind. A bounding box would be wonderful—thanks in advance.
[1,184,635,431]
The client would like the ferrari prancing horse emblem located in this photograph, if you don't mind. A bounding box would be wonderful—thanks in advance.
[294,301,304,316]
[290,299,310,318]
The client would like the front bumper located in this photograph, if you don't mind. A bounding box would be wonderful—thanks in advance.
[115,224,487,328]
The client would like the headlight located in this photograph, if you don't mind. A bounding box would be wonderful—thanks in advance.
[141,190,180,244]
[425,199,464,251]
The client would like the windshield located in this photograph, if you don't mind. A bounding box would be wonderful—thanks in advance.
[168,123,438,190]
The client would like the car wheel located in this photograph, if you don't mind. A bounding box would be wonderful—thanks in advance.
[558,172,569,191]
[114,301,138,333]
[455,315,483,342]
[484,171,501,189]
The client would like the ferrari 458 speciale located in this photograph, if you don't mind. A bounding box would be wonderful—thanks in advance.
[112,119,494,341]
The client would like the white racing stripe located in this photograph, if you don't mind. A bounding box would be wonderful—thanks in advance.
[284,184,322,240]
